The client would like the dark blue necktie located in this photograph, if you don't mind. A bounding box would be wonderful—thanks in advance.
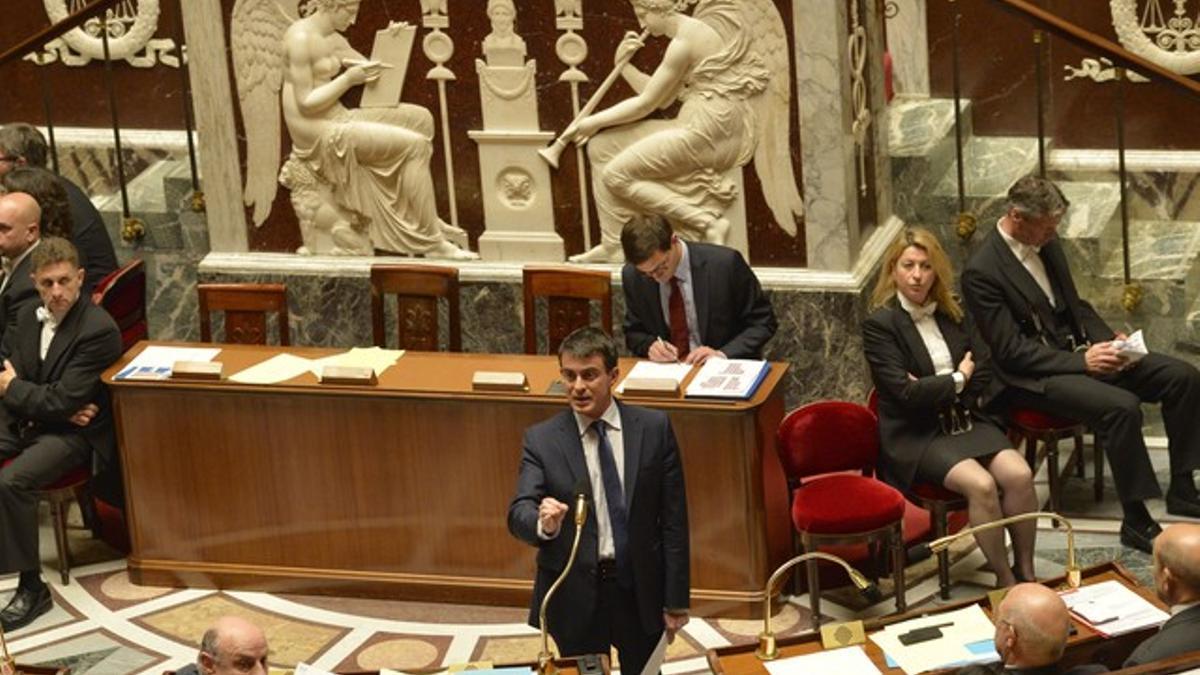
[593,420,632,586]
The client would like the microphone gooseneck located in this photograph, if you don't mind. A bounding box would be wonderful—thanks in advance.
[537,483,591,675]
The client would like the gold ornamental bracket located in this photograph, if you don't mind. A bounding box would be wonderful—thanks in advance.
[1122,283,1144,312]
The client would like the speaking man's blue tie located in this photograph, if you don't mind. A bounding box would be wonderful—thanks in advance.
[592,420,632,587]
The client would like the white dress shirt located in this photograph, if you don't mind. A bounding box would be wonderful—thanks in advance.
[538,401,626,560]
[998,218,1056,307]
[897,292,964,393]
[36,306,58,360]
[656,242,700,351]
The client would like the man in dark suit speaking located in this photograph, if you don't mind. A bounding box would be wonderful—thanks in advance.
[620,219,776,365]
[1124,523,1200,667]
[508,327,689,672]
[962,175,1200,555]
[0,237,122,631]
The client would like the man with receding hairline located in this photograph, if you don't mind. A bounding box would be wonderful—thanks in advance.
[175,615,269,675]
[1125,523,1200,667]
[0,192,42,343]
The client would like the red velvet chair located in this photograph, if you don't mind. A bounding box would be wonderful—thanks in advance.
[867,388,968,600]
[777,401,907,627]
[1,459,89,584]
[1008,407,1104,514]
[91,258,147,353]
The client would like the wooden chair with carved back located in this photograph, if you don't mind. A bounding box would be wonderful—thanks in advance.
[370,264,461,351]
[522,266,613,355]
[197,283,290,345]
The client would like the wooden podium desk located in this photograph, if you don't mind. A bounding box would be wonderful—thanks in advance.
[105,342,791,615]
[708,563,1164,674]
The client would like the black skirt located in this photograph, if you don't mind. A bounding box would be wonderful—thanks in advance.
[915,419,1012,485]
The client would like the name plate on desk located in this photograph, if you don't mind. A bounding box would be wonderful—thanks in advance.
[171,361,223,381]
[472,371,529,392]
[820,619,867,649]
[618,377,680,397]
[319,365,378,386]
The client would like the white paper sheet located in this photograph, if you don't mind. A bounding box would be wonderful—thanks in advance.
[126,346,221,370]
[228,353,316,384]
[1113,329,1148,363]
[1060,579,1169,637]
[310,346,404,377]
[763,645,881,675]
[638,632,668,675]
[616,361,693,394]
[870,604,997,674]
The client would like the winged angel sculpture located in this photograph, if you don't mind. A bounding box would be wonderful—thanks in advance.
[231,0,476,258]
[568,0,804,263]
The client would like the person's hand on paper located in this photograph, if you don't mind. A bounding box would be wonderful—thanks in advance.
[70,403,99,427]
[684,346,725,366]
[648,339,679,363]
[538,497,569,536]
[663,611,689,643]
[1085,341,1125,376]
[0,359,17,395]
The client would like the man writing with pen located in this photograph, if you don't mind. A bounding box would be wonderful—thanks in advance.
[619,219,777,364]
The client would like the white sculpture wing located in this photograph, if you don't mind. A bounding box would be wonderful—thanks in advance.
[230,0,297,227]
[739,0,805,235]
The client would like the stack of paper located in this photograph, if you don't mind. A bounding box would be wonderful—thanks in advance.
[616,361,693,394]
[1060,579,1169,637]
[684,358,770,399]
[228,347,405,385]
[1113,329,1148,364]
[114,346,222,380]
[762,645,882,675]
[869,604,999,674]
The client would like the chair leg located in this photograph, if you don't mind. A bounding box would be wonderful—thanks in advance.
[807,555,822,630]
[892,525,906,613]
[1073,431,1085,478]
[1022,431,1036,469]
[1093,434,1104,502]
[932,502,951,600]
[1046,435,1061,518]
[50,496,71,585]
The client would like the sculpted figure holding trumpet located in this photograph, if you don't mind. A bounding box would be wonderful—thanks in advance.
[548,0,803,264]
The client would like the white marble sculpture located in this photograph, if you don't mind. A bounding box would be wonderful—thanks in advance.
[1111,0,1200,75]
[230,0,476,259]
[565,0,804,263]
[32,0,178,68]
[469,0,565,261]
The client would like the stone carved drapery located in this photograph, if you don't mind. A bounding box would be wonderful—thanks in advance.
[230,0,476,259]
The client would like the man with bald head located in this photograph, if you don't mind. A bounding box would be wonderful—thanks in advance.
[0,192,42,342]
[1125,524,1200,667]
[176,616,269,675]
[958,583,1106,674]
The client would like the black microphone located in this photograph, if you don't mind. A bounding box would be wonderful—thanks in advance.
[572,478,590,527]
[907,542,933,565]
[859,581,884,604]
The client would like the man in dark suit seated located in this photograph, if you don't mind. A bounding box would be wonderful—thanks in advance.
[0,237,122,631]
[620,219,776,365]
[175,615,269,675]
[0,192,43,343]
[958,583,1107,674]
[962,175,1200,554]
[1125,523,1200,667]
[0,123,118,293]
[508,327,689,673]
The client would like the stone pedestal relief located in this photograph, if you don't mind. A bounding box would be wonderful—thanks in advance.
[468,0,565,262]
[230,0,475,259]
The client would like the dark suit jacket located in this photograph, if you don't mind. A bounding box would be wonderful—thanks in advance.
[1124,604,1200,667]
[507,402,689,643]
[0,296,123,499]
[0,253,38,345]
[962,228,1114,395]
[956,662,1107,674]
[862,302,1004,489]
[622,242,776,359]
[59,175,119,294]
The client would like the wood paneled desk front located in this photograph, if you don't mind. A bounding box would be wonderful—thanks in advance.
[708,562,1164,674]
[106,342,791,615]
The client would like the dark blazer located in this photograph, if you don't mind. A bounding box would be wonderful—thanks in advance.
[507,402,689,644]
[1124,604,1200,667]
[956,662,1108,674]
[0,253,38,345]
[0,295,123,497]
[59,175,119,294]
[622,242,776,359]
[962,228,1114,395]
[862,301,1004,489]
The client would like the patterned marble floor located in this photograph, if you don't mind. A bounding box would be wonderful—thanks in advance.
[2,445,1188,675]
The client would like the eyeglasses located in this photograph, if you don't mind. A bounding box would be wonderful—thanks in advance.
[0,156,19,163]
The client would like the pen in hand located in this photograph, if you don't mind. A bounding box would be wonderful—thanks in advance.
[654,336,680,363]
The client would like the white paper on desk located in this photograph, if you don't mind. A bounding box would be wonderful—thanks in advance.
[763,645,881,675]
[127,345,221,370]
[1060,579,1168,637]
[617,361,693,393]
[310,346,404,377]
[229,353,315,384]
[871,604,996,674]
[294,664,336,675]
[1113,329,1148,363]
[638,632,668,675]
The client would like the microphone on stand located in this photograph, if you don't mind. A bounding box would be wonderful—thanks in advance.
[537,479,591,675]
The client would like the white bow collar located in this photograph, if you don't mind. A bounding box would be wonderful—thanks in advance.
[897,292,937,322]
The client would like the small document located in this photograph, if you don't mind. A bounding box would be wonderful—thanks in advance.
[115,345,222,380]
[870,604,997,674]
[763,645,881,675]
[638,632,669,675]
[1060,579,1168,637]
[229,353,316,385]
[683,358,770,400]
[1113,329,1148,364]
[310,346,405,377]
[617,361,693,394]
[294,664,336,675]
